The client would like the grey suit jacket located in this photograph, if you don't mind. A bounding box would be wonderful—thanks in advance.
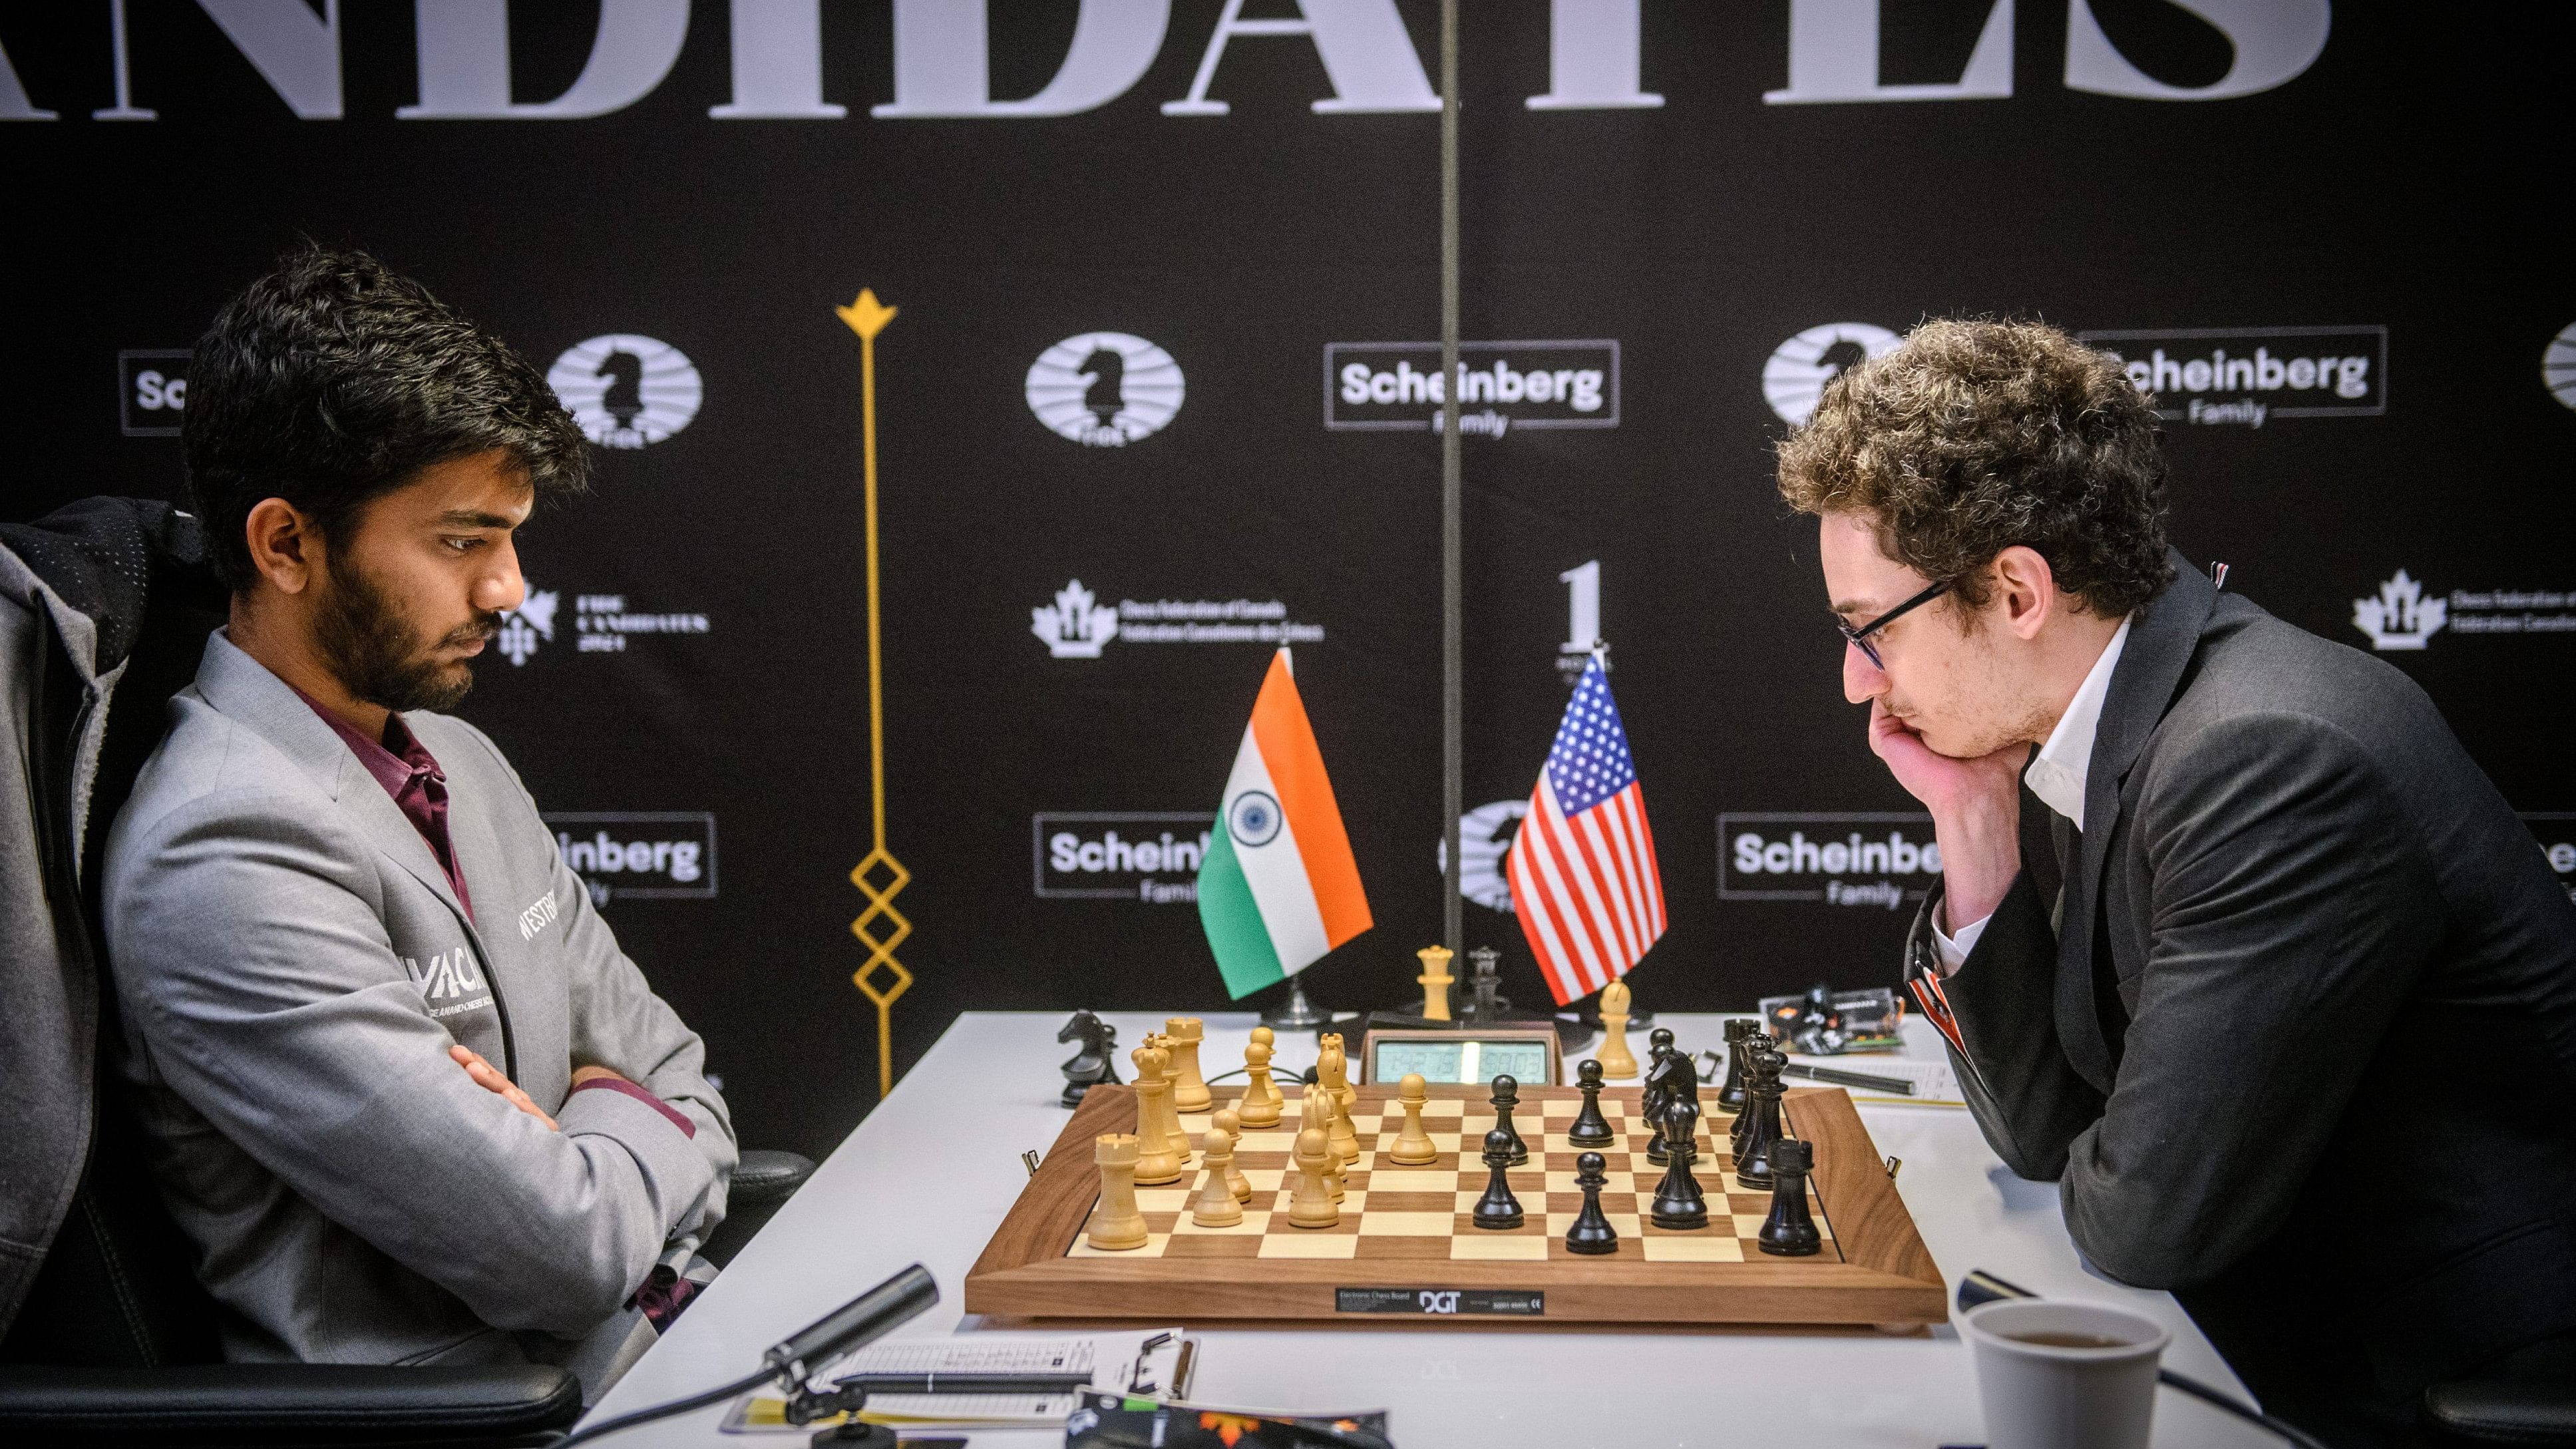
[1915,552,2576,1410]
[103,631,736,1377]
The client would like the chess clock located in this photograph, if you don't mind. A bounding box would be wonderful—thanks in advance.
[1358,1028,1562,1087]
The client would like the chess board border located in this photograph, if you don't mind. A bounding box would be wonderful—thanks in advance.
[962,1084,1945,1329]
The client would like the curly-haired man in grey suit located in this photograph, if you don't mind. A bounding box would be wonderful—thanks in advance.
[1779,319,2576,1448]
[104,249,735,1398]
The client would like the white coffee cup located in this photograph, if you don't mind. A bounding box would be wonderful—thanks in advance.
[1961,1298,2171,1449]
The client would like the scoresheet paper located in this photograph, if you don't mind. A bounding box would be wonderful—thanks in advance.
[721,1328,1191,1432]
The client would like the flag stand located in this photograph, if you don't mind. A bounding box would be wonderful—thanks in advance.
[1261,978,1334,1032]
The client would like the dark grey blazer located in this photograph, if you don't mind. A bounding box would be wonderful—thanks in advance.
[1916,550,2576,1422]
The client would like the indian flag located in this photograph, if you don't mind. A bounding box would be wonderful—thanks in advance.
[1195,650,1373,998]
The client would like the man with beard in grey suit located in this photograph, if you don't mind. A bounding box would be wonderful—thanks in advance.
[1777,319,2576,1448]
[104,248,735,1398]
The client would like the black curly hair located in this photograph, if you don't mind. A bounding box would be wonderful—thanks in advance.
[184,246,588,592]
[1776,318,2174,619]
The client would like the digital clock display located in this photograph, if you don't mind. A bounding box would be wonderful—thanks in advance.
[1372,1038,1554,1086]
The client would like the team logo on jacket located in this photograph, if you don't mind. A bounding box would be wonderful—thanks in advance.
[1025,333,1184,445]
[405,947,492,1019]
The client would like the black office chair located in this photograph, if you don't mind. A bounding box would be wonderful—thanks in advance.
[0,499,811,1446]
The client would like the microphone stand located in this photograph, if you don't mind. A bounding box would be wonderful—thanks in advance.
[558,1263,939,1449]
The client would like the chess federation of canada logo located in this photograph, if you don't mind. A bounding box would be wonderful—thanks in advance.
[1030,580,1322,657]
[1025,333,1185,446]
[2545,322,2576,411]
[547,335,703,449]
[1228,790,1283,847]
[2352,569,2448,650]
[1763,323,1900,426]
[1032,580,1119,658]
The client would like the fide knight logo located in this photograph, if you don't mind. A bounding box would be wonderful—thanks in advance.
[547,335,703,449]
[1024,333,1185,446]
[496,588,559,666]
[2546,321,2576,412]
[1763,323,1900,426]
[2352,569,2448,651]
[1031,580,1119,658]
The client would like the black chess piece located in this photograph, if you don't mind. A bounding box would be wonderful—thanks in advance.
[1472,1126,1525,1229]
[1643,1040,1702,1167]
[1565,1150,1619,1255]
[1566,1060,1616,1147]
[1489,1074,1529,1165]
[1757,1139,1823,1257]
[1732,1034,1778,1153]
[1715,1019,1751,1116]
[1736,1048,1787,1191]
[1462,946,1508,1022]
[1648,1096,1709,1231]
[1642,1041,1674,1165]
[1055,1010,1120,1107]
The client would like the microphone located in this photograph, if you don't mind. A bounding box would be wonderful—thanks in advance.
[558,1263,940,1448]
[766,1263,940,1382]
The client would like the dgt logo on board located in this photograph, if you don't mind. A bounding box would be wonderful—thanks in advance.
[2080,326,2386,427]
[1034,812,1214,904]
[1763,324,1899,426]
[1326,341,1618,437]
[1026,333,1185,446]
[119,349,190,436]
[1719,812,1942,909]
[544,812,716,905]
[547,335,703,449]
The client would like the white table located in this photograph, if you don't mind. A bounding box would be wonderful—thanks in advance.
[586,1012,2270,1448]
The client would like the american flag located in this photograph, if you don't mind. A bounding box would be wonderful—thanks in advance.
[1506,654,1667,1006]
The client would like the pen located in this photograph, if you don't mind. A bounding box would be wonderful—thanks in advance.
[1781,1062,1915,1095]
[834,1372,1097,1395]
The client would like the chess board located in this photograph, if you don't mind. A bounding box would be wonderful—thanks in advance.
[964,1084,1944,1329]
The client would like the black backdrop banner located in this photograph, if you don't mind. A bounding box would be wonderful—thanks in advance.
[7,2,2571,1159]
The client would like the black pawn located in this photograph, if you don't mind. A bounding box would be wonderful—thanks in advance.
[1757,1139,1822,1257]
[1642,1042,1675,1165]
[1566,1060,1616,1147]
[1715,1020,1751,1115]
[1489,1074,1529,1166]
[1472,1126,1525,1229]
[1565,1150,1619,1255]
[1649,1096,1709,1230]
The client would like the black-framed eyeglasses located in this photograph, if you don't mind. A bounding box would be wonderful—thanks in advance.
[1837,578,1951,670]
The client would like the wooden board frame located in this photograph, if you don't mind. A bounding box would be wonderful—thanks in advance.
[963,1084,1944,1329]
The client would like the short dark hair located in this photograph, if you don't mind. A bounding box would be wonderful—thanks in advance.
[1775,318,2173,618]
[184,246,588,592]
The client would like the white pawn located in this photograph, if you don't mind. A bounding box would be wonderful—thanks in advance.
[1212,1107,1253,1202]
[1389,1073,1439,1165]
[1237,1028,1284,1128]
[1302,1086,1345,1200]
[1191,1129,1243,1227]
[1286,1127,1340,1229]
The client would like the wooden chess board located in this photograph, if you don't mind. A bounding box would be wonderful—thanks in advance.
[964,1083,1945,1329]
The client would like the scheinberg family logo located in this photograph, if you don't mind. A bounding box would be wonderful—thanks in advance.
[2080,325,2385,428]
[1326,340,1618,438]
[547,335,702,449]
[543,812,716,906]
[1026,333,1185,446]
[1718,812,1942,910]
[1035,812,1214,905]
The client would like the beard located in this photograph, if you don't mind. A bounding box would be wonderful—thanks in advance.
[313,560,499,714]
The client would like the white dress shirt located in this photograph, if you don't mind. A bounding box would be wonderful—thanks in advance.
[1932,614,2133,973]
